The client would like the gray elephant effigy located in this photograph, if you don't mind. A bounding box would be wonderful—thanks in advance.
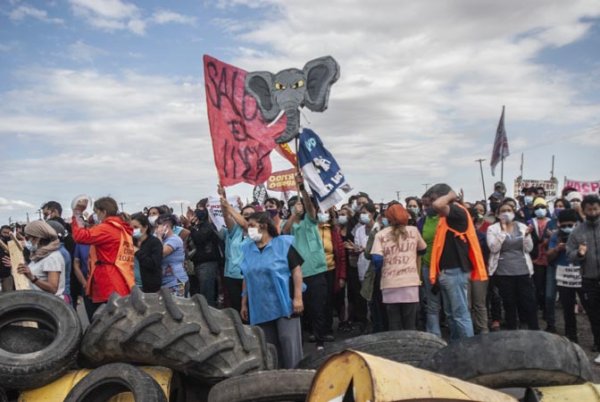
[245,56,340,144]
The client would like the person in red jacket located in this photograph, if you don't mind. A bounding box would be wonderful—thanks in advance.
[317,206,347,341]
[72,196,135,315]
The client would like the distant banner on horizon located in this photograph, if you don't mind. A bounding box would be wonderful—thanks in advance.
[267,169,297,192]
[513,178,558,198]
[564,178,600,195]
[203,55,287,187]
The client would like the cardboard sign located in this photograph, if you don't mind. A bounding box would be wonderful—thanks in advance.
[564,178,600,195]
[206,195,239,231]
[203,55,287,186]
[513,178,558,198]
[556,264,582,288]
[267,169,297,192]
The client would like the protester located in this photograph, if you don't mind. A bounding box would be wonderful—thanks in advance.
[487,199,539,330]
[371,204,426,330]
[72,216,94,320]
[46,220,72,304]
[72,196,135,314]
[467,207,490,334]
[427,184,487,340]
[405,196,422,222]
[155,214,188,297]
[131,213,163,293]
[264,198,283,233]
[566,191,585,221]
[529,197,552,326]
[567,195,600,357]
[547,209,581,342]
[0,225,14,292]
[240,212,304,368]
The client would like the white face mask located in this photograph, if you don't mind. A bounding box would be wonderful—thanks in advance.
[337,215,348,225]
[317,213,330,223]
[360,213,371,224]
[248,227,263,242]
[499,211,515,223]
[148,215,158,226]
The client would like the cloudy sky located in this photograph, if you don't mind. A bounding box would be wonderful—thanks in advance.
[1,0,600,223]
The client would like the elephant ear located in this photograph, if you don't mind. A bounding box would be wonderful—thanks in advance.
[303,56,340,112]
[245,71,281,122]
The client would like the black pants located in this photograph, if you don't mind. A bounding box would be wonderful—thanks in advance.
[487,275,503,322]
[533,264,547,313]
[558,286,584,341]
[324,270,336,333]
[303,272,328,346]
[224,277,243,314]
[370,270,388,333]
[494,275,539,330]
[581,279,600,348]
[347,264,368,326]
[386,302,418,331]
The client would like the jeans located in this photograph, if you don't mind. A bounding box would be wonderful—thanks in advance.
[421,264,441,337]
[438,268,474,340]
[494,275,539,330]
[545,265,557,328]
[194,261,219,307]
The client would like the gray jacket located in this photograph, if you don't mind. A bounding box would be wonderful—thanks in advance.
[567,220,600,279]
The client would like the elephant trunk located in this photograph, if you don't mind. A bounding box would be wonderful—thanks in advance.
[276,106,301,144]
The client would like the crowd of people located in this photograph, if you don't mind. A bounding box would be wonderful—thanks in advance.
[1,175,600,369]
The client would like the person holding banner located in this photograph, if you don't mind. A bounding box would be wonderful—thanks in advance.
[547,209,582,343]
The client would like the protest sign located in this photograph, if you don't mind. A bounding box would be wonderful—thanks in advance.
[564,178,600,195]
[556,264,582,288]
[203,55,287,186]
[206,195,239,231]
[253,184,268,205]
[267,169,296,192]
[513,178,558,198]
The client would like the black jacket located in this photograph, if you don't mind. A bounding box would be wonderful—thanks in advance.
[135,236,163,292]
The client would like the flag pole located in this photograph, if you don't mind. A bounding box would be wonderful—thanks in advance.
[476,159,487,200]
[501,157,504,183]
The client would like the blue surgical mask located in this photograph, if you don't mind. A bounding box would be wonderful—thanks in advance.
[408,207,420,216]
[560,227,573,234]
[360,213,371,224]
[25,240,37,253]
[381,218,389,227]
[337,215,348,225]
[132,228,142,239]
[524,196,534,205]
[317,213,330,223]
[534,208,547,218]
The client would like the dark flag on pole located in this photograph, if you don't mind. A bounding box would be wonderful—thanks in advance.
[490,105,509,176]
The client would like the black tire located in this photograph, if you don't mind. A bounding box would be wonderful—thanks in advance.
[0,325,55,354]
[207,370,315,402]
[419,330,594,388]
[0,387,7,402]
[80,288,274,383]
[64,363,167,402]
[0,291,82,390]
[296,330,447,370]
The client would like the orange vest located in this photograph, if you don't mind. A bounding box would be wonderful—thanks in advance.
[86,220,135,295]
[429,203,488,284]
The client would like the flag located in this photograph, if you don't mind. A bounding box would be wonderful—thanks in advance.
[203,55,287,186]
[276,143,297,166]
[297,128,352,211]
[490,105,509,176]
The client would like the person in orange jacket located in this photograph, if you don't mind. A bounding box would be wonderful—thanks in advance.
[71,196,135,315]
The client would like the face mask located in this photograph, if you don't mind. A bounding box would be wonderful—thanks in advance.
[560,227,574,234]
[408,207,420,216]
[553,208,564,217]
[148,215,158,226]
[381,217,389,227]
[25,240,37,253]
[360,213,371,224]
[195,209,208,221]
[317,213,330,223]
[534,208,547,218]
[587,215,599,224]
[337,215,348,225]
[524,196,534,205]
[499,212,515,223]
[477,214,485,221]
[248,227,263,242]
[1,235,10,243]
[267,209,278,218]
[132,228,142,239]
[351,201,360,212]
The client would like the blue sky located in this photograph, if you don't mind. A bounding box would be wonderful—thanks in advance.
[1,0,600,223]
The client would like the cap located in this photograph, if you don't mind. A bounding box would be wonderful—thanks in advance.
[566,192,583,202]
[533,198,547,207]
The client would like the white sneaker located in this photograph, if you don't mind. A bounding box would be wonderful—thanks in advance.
[594,354,600,365]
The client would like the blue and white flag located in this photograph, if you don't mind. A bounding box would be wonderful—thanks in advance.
[298,128,352,210]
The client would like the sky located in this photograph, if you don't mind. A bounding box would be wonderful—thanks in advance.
[1,0,600,223]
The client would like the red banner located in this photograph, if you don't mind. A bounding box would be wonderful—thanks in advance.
[564,178,600,195]
[203,55,286,186]
[267,168,297,192]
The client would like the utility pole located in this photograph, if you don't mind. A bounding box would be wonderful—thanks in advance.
[180,202,184,216]
[396,191,401,201]
[119,202,125,212]
[475,159,487,200]
[422,183,430,192]
[26,212,30,223]
[550,155,555,179]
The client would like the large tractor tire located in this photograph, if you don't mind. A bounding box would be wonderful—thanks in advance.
[208,370,315,402]
[80,288,275,383]
[64,363,167,402]
[419,330,594,388]
[297,330,446,370]
[0,291,82,390]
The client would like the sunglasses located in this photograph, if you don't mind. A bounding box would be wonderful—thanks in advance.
[560,224,575,228]
[534,206,546,210]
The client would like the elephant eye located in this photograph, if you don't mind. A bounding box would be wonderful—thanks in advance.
[275,82,286,90]
[293,80,305,89]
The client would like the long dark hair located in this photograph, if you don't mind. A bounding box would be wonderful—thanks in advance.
[248,212,279,238]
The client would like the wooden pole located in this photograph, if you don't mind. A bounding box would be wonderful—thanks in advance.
[476,158,487,200]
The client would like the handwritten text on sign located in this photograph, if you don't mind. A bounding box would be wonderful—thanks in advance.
[203,55,286,186]
[267,168,297,192]
[564,178,600,195]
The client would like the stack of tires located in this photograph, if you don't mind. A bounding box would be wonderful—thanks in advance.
[0,288,276,401]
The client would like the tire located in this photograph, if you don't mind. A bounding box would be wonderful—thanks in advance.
[0,291,82,390]
[419,330,594,388]
[296,330,447,370]
[64,363,167,402]
[0,387,7,402]
[207,370,315,402]
[0,325,55,354]
[80,288,274,383]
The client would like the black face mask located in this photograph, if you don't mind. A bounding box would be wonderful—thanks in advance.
[1,236,10,243]
[490,202,500,213]
[587,215,599,224]
[195,209,208,221]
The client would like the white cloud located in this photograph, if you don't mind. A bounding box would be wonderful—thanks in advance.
[0,198,35,211]
[67,40,108,63]
[9,4,64,24]
[151,10,195,25]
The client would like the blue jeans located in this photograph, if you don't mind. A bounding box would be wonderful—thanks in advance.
[545,265,557,327]
[421,265,441,337]
[194,261,219,307]
[439,268,474,340]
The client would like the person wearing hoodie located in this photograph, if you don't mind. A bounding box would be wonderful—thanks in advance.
[567,195,600,359]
